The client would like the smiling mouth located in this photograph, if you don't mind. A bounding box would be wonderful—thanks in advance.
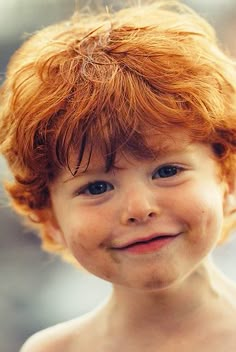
[111,234,180,255]
[112,233,180,250]
[124,235,173,249]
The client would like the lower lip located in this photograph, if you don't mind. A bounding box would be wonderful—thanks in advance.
[117,236,179,255]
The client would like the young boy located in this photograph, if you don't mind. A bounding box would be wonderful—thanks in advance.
[1,1,236,351]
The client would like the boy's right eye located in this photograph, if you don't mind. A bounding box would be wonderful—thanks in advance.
[79,181,114,195]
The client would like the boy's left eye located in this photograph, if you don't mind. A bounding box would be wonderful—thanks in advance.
[153,165,181,179]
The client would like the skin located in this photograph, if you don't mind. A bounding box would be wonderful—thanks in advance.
[21,131,236,352]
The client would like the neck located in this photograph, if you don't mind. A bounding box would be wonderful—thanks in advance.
[102,257,226,335]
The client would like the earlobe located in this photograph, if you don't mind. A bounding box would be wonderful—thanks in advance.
[28,209,66,246]
[42,209,66,246]
[223,192,236,217]
[222,173,236,216]
[45,220,66,246]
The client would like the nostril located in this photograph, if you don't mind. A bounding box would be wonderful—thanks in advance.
[128,212,156,224]
[129,217,136,223]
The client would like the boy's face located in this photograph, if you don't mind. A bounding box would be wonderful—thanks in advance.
[48,130,231,290]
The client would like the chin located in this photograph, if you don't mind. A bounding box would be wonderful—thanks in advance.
[117,270,182,291]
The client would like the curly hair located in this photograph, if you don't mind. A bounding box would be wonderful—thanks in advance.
[1,0,236,261]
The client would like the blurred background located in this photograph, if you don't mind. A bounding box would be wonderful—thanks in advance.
[1,1,236,351]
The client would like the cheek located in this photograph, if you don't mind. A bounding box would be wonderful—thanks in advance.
[67,230,116,281]
[178,186,225,244]
[62,207,112,252]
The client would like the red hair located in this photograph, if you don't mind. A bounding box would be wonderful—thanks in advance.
[1,1,236,261]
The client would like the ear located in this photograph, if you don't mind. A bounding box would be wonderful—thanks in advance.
[44,219,66,246]
[41,209,66,246]
[29,209,66,246]
[223,194,236,216]
[223,177,236,217]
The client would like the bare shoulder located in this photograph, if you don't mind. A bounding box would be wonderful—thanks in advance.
[20,313,92,352]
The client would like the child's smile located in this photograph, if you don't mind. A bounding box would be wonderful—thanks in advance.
[49,131,229,291]
[110,232,181,255]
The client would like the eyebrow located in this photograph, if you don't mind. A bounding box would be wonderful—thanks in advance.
[62,166,119,183]
[62,143,193,184]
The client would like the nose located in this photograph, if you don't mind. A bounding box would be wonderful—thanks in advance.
[120,186,160,225]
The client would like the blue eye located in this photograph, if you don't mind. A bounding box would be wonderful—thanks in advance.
[153,165,180,178]
[82,181,113,195]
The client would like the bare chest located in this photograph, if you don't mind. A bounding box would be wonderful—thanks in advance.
[68,327,236,352]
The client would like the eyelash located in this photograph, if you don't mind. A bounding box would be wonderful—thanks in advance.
[76,164,184,196]
[78,181,114,196]
[153,164,184,179]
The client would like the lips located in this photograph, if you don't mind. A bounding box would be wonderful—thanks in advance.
[112,233,179,250]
